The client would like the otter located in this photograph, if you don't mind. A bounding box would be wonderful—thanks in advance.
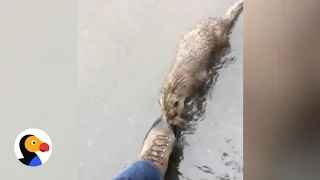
[159,0,243,126]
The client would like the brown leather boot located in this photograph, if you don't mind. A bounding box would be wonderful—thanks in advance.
[138,118,177,177]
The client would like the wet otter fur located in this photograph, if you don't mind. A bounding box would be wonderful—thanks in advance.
[159,0,243,126]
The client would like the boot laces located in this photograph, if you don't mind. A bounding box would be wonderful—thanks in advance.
[142,135,171,164]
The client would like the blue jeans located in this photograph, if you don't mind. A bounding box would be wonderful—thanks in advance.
[113,160,162,180]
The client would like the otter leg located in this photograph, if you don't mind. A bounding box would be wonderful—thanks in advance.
[172,116,186,128]
[222,41,232,56]
[196,70,209,82]
[195,70,210,97]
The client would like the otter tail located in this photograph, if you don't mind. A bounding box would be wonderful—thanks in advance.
[223,0,243,33]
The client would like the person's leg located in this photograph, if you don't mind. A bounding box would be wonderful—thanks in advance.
[113,118,176,180]
[113,160,162,180]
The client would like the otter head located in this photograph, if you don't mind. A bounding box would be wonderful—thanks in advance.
[159,92,185,124]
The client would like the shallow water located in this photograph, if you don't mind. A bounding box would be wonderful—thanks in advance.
[78,0,243,179]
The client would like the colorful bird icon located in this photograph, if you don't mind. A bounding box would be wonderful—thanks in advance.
[18,134,50,167]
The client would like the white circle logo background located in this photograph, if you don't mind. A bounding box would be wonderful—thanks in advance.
[14,128,53,165]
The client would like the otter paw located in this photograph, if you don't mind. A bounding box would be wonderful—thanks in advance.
[171,117,186,127]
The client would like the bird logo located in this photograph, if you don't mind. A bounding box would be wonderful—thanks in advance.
[14,128,52,167]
